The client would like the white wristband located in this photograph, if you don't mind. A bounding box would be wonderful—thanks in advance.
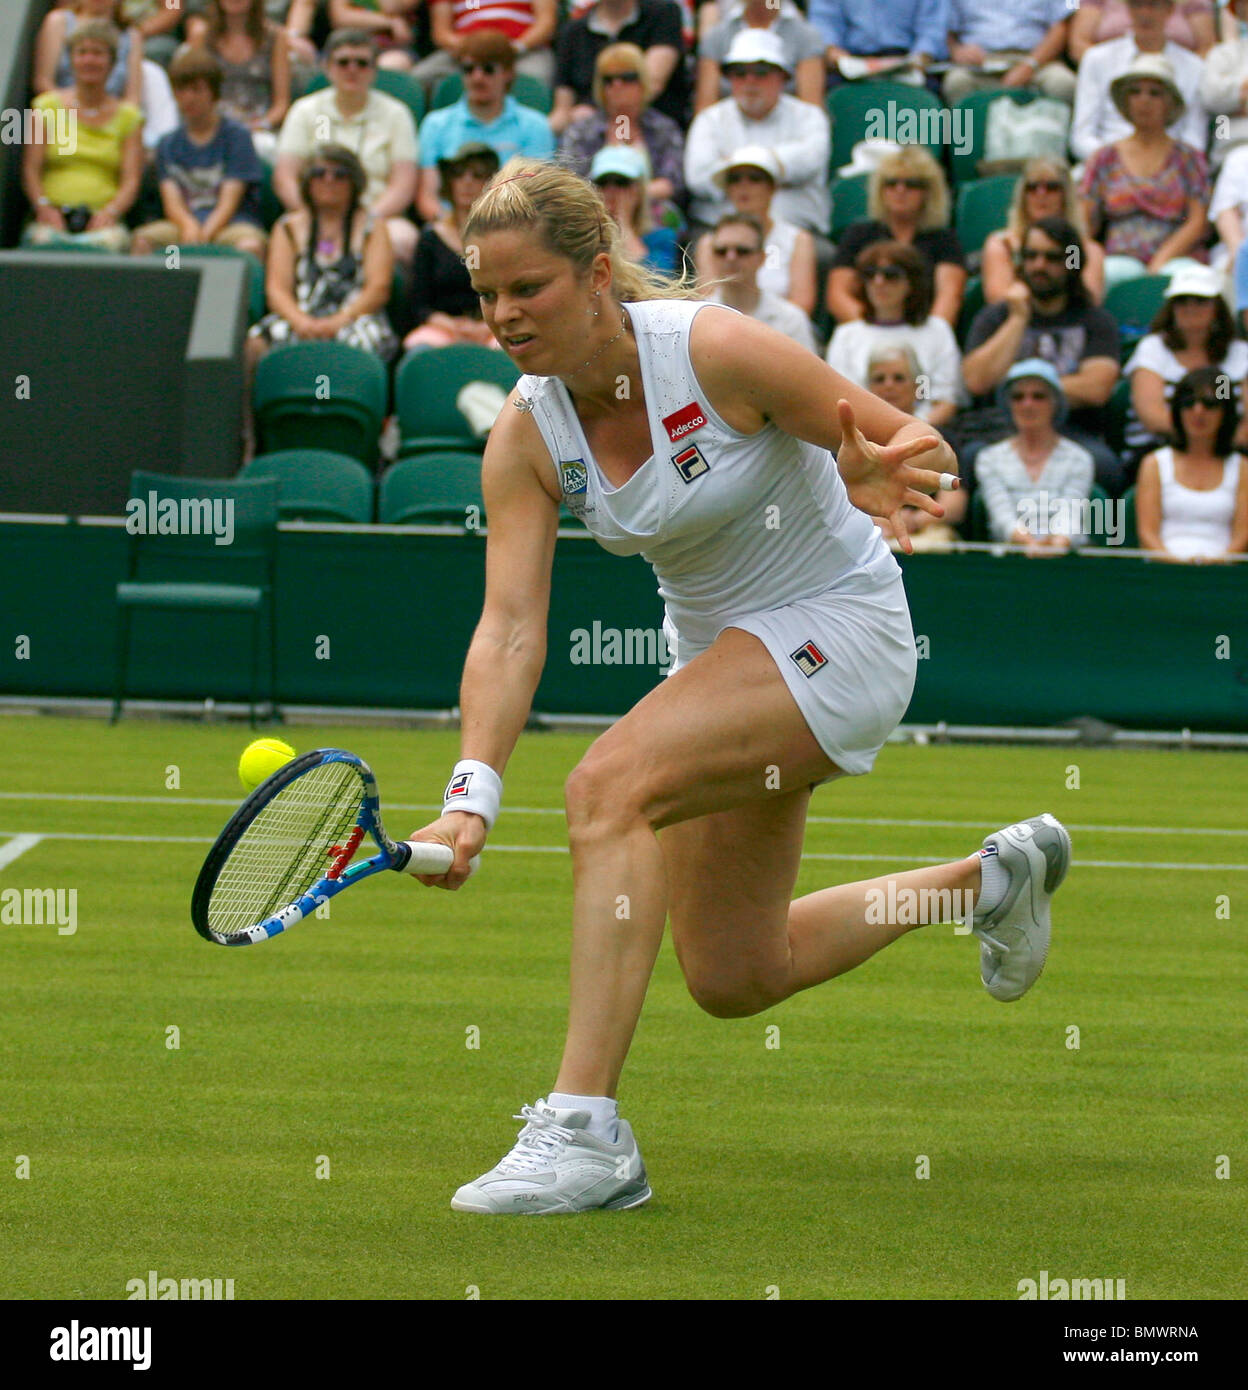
[442,760,502,831]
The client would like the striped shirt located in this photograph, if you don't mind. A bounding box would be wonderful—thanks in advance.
[444,0,535,39]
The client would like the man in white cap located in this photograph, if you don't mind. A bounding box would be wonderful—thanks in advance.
[1071,0,1207,164]
[684,28,830,237]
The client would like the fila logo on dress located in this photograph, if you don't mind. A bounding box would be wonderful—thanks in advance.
[790,641,828,677]
[663,401,710,483]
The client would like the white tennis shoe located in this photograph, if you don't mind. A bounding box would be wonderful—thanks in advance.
[972,814,1072,1002]
[451,1100,652,1214]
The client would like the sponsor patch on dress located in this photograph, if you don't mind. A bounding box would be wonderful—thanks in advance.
[559,459,588,495]
[671,443,710,482]
[663,401,707,442]
[790,640,828,677]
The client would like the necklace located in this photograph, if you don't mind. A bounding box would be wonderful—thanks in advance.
[567,308,629,377]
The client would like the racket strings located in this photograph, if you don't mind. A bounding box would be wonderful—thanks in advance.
[207,761,365,939]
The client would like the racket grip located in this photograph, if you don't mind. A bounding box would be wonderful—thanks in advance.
[399,840,481,877]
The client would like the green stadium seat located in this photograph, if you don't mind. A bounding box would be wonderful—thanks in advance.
[176,242,267,324]
[830,172,870,240]
[253,342,389,464]
[240,449,376,522]
[957,273,985,345]
[378,452,485,525]
[1104,377,1132,459]
[394,345,519,458]
[301,68,426,126]
[949,89,1043,186]
[1105,275,1169,360]
[113,471,280,726]
[827,81,945,175]
[430,71,552,113]
[955,174,1018,263]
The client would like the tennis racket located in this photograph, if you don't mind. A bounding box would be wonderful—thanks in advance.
[192,748,475,946]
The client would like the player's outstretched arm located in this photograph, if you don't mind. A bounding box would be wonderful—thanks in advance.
[689,307,958,550]
[410,395,560,888]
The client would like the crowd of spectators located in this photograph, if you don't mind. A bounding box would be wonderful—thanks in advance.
[16,0,1248,559]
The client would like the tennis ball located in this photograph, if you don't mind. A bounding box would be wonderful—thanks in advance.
[239,738,297,792]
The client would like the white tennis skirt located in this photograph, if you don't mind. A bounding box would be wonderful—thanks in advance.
[665,568,918,777]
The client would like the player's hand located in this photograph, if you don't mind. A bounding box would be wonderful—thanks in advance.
[835,398,957,555]
[407,810,486,891]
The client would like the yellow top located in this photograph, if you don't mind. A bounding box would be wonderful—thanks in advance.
[33,92,143,211]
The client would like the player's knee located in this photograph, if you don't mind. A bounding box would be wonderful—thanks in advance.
[564,747,645,837]
[685,967,786,1019]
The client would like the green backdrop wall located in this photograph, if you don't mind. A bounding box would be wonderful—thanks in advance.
[2,519,1246,729]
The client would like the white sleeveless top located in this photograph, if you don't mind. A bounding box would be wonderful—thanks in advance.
[517,299,895,658]
[1155,446,1241,559]
[758,217,800,302]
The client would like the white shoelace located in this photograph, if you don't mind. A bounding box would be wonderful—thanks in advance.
[496,1105,577,1175]
[972,924,1008,954]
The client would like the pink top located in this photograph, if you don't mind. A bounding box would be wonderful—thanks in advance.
[1080,141,1210,264]
[1077,0,1214,52]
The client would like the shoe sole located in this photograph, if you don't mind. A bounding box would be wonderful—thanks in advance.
[981,814,1071,1001]
[450,1182,653,1215]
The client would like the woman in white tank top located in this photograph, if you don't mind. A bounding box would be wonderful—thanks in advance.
[405,159,1072,1216]
[1137,367,1248,561]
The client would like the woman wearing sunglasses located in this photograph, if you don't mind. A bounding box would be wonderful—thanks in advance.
[250,143,398,361]
[981,159,1106,305]
[1136,365,1248,560]
[559,43,686,220]
[975,359,1096,554]
[826,146,966,329]
[825,241,961,430]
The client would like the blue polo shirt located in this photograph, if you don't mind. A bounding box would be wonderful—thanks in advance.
[418,95,556,169]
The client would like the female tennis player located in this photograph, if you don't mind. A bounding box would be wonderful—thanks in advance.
[410,158,1071,1214]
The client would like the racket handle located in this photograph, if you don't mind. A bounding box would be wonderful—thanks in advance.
[399,840,481,877]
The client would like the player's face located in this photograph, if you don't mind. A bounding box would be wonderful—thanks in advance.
[469,229,599,371]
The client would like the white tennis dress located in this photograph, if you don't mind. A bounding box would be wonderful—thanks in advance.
[517,299,918,774]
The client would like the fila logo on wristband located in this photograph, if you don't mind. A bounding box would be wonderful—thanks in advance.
[445,771,473,800]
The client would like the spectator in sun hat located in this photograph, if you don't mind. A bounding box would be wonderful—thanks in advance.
[975,358,1097,552]
[693,144,816,314]
[695,0,827,113]
[590,144,680,273]
[1071,0,1208,163]
[1079,52,1210,289]
[684,27,830,237]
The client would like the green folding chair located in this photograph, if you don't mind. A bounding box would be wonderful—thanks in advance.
[1105,276,1169,360]
[253,341,389,464]
[827,81,945,174]
[430,71,552,113]
[378,452,485,526]
[394,346,519,458]
[955,174,1018,262]
[176,242,267,324]
[113,471,280,725]
[957,273,985,346]
[301,68,426,127]
[949,89,1042,186]
[830,173,870,240]
[1121,485,1140,548]
[240,450,375,522]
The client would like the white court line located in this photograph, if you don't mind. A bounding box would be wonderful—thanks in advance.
[0,830,1243,871]
[0,792,1246,839]
[0,834,44,871]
